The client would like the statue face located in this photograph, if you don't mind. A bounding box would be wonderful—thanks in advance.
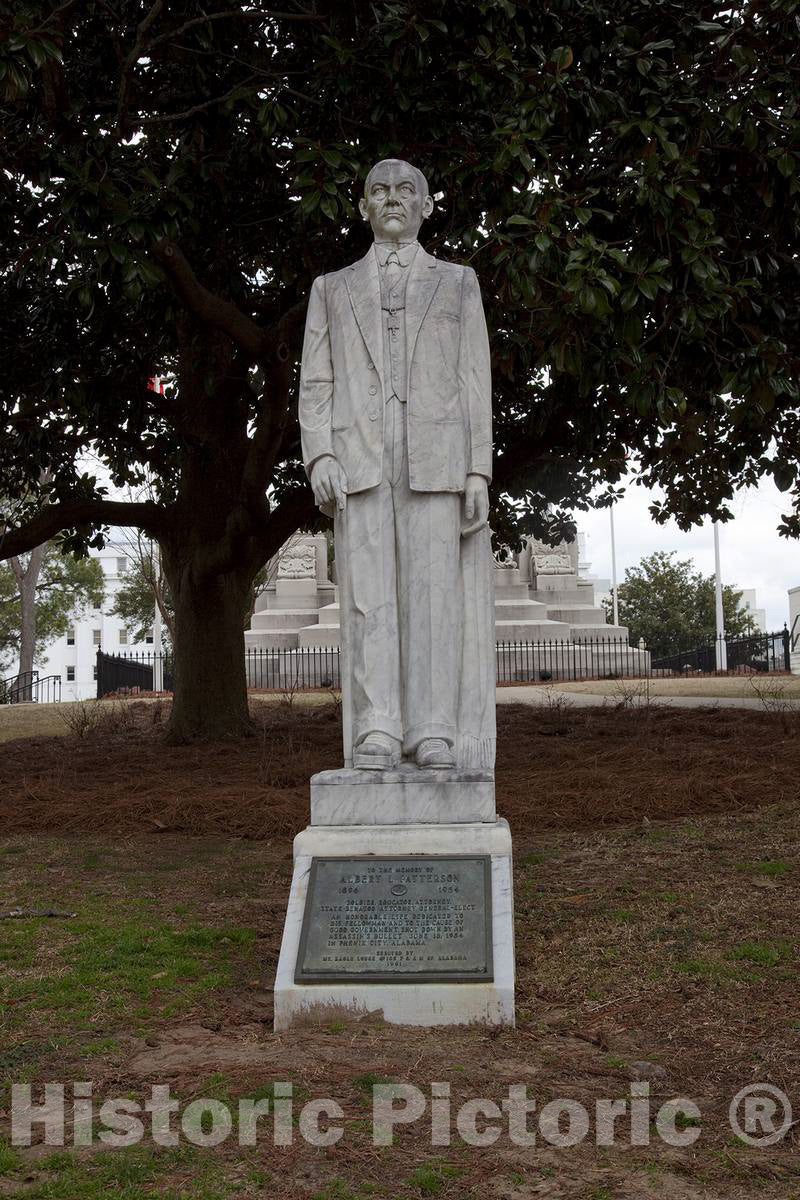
[359,159,433,241]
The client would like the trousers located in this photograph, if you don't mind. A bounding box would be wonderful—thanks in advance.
[336,395,463,754]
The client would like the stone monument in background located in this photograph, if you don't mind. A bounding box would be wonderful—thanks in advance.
[273,159,514,1028]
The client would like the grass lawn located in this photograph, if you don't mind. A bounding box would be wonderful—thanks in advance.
[0,702,798,1198]
[553,674,800,700]
[0,693,332,745]
[2,671,797,746]
[0,702,76,743]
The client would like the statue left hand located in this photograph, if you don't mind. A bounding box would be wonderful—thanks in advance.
[461,474,489,537]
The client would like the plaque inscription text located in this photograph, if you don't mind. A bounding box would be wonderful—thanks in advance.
[295,856,493,983]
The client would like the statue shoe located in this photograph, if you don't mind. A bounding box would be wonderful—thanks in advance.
[353,732,399,771]
[415,738,456,769]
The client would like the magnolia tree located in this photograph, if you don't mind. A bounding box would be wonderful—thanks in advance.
[1,1,798,739]
[110,527,275,647]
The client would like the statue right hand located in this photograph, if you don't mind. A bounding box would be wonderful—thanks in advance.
[310,455,346,512]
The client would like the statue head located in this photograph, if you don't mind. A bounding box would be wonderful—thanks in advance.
[359,158,433,242]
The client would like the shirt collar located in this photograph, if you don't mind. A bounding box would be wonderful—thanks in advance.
[373,240,420,269]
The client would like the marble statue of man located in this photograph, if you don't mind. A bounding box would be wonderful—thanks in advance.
[299,158,495,771]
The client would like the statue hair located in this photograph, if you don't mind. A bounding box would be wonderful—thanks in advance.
[364,159,430,199]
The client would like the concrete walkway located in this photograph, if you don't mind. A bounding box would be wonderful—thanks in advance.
[496,686,800,711]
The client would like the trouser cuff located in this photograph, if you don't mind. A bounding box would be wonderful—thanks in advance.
[354,716,403,747]
[403,723,457,754]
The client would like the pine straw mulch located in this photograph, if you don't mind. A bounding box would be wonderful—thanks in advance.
[1,702,799,1197]
[1,806,798,1199]
[1,698,799,840]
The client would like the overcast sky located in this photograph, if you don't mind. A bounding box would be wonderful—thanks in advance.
[578,475,798,631]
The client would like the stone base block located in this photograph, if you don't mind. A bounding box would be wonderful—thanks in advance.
[273,820,515,1030]
[297,625,341,648]
[310,767,495,826]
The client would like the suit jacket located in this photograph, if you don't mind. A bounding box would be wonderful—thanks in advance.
[299,245,492,495]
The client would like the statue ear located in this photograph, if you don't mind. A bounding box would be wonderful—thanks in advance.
[422,194,434,219]
[358,197,369,221]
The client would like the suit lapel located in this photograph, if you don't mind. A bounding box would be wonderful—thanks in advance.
[345,249,382,375]
[405,247,440,374]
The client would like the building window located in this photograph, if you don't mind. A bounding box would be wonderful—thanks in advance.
[92,629,101,645]
[117,557,128,575]
[93,666,98,681]
[66,666,75,682]
[119,628,128,646]
[145,631,154,645]
[66,628,75,646]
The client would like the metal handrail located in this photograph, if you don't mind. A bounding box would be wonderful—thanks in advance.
[0,671,61,704]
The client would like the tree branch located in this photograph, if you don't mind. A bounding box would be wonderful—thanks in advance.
[241,298,308,497]
[140,76,260,126]
[0,500,167,561]
[9,557,25,589]
[116,0,164,135]
[153,239,267,361]
[257,494,318,562]
[146,8,324,52]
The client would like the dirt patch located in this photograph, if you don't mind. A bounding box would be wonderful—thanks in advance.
[1,704,799,1196]
[0,805,798,1198]
[127,1023,280,1077]
[2,702,799,841]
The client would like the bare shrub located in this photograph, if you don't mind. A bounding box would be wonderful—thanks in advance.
[59,699,135,738]
[606,677,661,712]
[59,700,103,738]
[540,685,573,716]
[97,701,136,735]
[747,675,798,732]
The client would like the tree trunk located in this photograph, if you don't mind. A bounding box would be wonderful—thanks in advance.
[11,545,46,701]
[164,555,256,743]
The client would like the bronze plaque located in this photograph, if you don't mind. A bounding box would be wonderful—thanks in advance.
[295,856,493,983]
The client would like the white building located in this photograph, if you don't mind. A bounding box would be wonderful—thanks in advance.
[39,540,155,701]
[738,587,767,633]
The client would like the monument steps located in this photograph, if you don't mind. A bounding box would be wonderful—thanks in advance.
[531,587,595,606]
[262,595,325,612]
[244,629,300,650]
[545,605,609,626]
[494,599,550,621]
[249,609,322,631]
[316,603,340,625]
[495,619,572,641]
[297,625,341,647]
[492,581,532,601]
[569,623,630,642]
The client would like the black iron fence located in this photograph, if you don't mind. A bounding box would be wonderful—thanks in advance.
[651,629,790,676]
[97,638,651,697]
[96,650,174,697]
[0,671,62,704]
[495,638,648,683]
[246,646,341,690]
[93,631,795,699]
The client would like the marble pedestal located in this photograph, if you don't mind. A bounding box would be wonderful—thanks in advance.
[273,771,515,1030]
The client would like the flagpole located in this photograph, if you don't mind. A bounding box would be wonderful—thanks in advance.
[713,521,727,671]
[152,539,164,692]
[610,503,619,627]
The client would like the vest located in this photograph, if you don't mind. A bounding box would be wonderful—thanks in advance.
[376,242,418,404]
